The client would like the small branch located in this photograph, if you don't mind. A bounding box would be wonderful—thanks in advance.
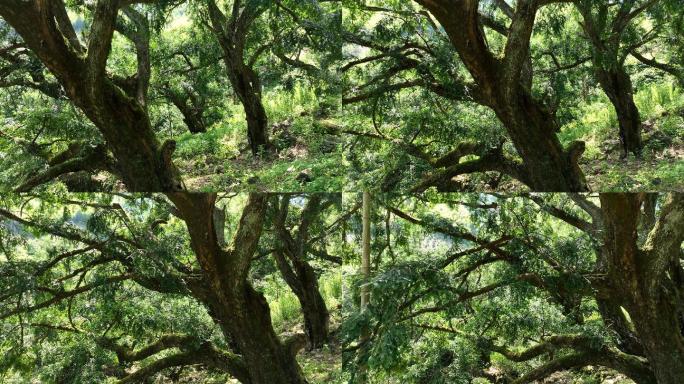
[0,274,132,320]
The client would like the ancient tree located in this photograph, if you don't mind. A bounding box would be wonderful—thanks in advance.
[0,193,336,383]
[344,0,589,191]
[342,192,684,383]
[0,1,183,191]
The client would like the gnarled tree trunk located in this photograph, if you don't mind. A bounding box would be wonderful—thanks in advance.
[576,2,646,159]
[596,298,645,356]
[493,90,587,191]
[169,193,309,384]
[225,283,309,383]
[165,88,208,134]
[414,0,588,192]
[600,193,684,384]
[298,279,330,350]
[0,2,183,191]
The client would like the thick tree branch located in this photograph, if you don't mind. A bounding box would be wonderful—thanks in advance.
[15,143,112,192]
[86,0,122,90]
[642,193,684,297]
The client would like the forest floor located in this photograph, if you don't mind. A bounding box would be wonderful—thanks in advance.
[279,303,344,383]
[581,120,684,191]
[298,336,343,383]
[533,368,633,384]
[176,116,345,192]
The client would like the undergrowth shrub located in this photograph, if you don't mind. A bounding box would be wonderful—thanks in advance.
[560,82,684,158]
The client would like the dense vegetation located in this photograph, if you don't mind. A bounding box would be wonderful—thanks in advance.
[1,1,683,383]
[0,193,346,383]
[342,192,684,383]
[343,0,684,192]
[0,1,343,192]
[1,1,683,193]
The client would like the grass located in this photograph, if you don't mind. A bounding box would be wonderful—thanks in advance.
[559,81,684,191]
[268,271,343,331]
[172,83,345,192]
[320,271,343,309]
[271,291,302,328]
[264,83,320,122]
[299,343,346,384]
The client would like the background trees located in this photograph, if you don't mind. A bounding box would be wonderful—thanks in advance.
[0,192,345,383]
[0,0,183,191]
[270,193,343,349]
[342,192,684,383]
[205,0,341,156]
[574,0,684,158]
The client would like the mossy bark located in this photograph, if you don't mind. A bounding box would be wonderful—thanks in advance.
[168,193,309,384]
[600,194,684,384]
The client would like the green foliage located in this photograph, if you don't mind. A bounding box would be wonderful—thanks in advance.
[321,271,343,308]
[264,83,320,122]
[341,194,628,382]
[270,288,303,329]
[0,194,343,382]
[634,82,683,120]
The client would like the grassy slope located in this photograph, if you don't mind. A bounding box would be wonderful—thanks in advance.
[559,82,684,191]
[174,84,345,192]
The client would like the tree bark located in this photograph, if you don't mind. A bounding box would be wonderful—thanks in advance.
[299,278,330,349]
[168,193,309,384]
[600,193,684,384]
[413,0,587,191]
[596,298,644,356]
[0,2,182,191]
[165,88,208,134]
[273,248,330,349]
[226,283,309,384]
